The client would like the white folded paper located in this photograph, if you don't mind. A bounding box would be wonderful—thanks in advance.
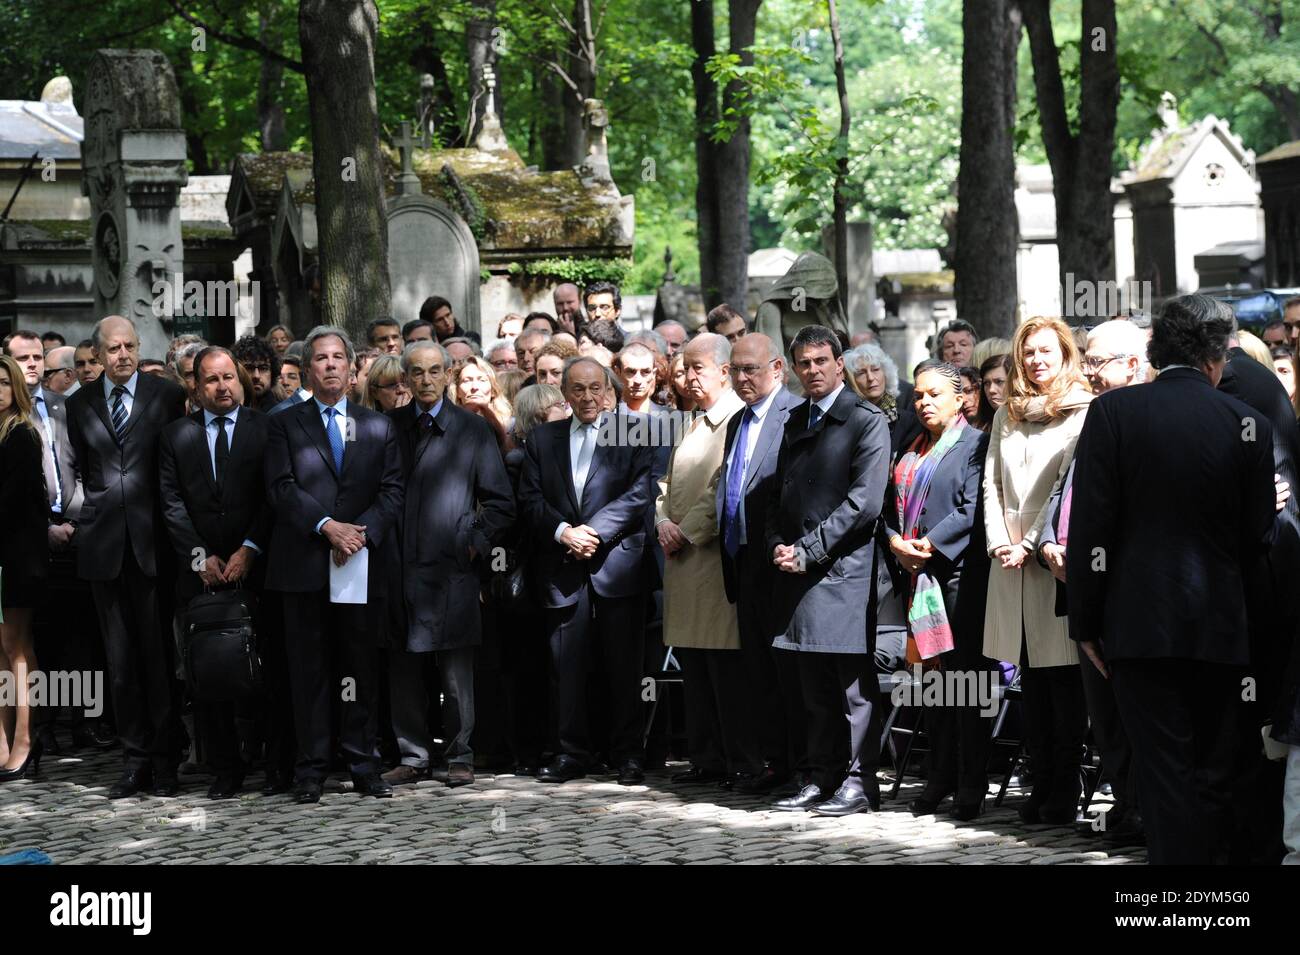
[329,546,369,604]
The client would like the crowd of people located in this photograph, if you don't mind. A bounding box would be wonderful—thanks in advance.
[1,282,1299,866]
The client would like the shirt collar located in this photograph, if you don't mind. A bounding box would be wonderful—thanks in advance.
[104,370,138,400]
[296,387,312,401]
[702,389,743,426]
[812,382,845,414]
[571,413,600,434]
[314,394,347,417]
[417,397,443,420]
[32,385,45,404]
[203,406,240,428]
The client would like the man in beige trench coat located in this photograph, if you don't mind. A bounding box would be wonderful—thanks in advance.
[655,333,750,787]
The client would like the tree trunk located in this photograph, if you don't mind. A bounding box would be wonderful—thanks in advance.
[954,0,1022,338]
[559,0,597,170]
[690,0,721,309]
[410,38,464,147]
[711,0,761,313]
[466,0,498,144]
[258,9,288,151]
[828,0,850,314]
[299,0,390,343]
[1023,0,1119,309]
[538,67,572,168]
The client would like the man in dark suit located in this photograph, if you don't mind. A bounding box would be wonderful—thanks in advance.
[519,356,654,785]
[158,347,275,799]
[717,332,805,793]
[387,341,514,788]
[264,325,404,803]
[765,325,892,816]
[1068,294,1276,864]
[1218,310,1300,863]
[65,315,187,797]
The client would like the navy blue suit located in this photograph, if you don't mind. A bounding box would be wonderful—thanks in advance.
[518,414,654,765]
[264,397,404,781]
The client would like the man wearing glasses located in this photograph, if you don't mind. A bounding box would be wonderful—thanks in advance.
[43,346,80,395]
[232,335,282,413]
[486,340,517,374]
[717,333,806,794]
[584,281,624,330]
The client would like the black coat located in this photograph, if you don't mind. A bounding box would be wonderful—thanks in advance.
[65,371,187,579]
[1067,367,1275,665]
[263,398,403,597]
[0,423,49,584]
[158,407,273,604]
[518,414,654,608]
[766,386,892,654]
[391,399,515,651]
[717,387,805,604]
[1219,346,1300,718]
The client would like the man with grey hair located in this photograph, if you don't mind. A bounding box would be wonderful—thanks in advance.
[173,340,208,409]
[265,325,404,803]
[442,335,481,370]
[655,320,689,358]
[66,314,188,797]
[515,328,550,375]
[656,334,749,787]
[384,337,514,788]
[485,339,517,374]
[44,345,79,395]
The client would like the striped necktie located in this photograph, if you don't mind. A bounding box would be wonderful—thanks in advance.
[110,385,128,437]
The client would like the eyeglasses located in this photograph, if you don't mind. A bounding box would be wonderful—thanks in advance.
[588,303,617,314]
[245,362,271,373]
[1081,355,1124,372]
[732,359,778,378]
[490,359,516,370]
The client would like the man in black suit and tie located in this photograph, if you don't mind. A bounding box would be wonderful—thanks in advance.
[65,315,188,797]
[159,347,275,798]
[765,324,892,816]
[717,332,805,793]
[387,340,514,788]
[1068,294,1277,864]
[264,325,403,803]
[519,356,654,785]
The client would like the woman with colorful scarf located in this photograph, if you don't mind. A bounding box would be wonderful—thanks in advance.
[885,360,992,820]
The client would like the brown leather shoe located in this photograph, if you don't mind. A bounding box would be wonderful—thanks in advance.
[446,763,475,788]
[381,764,427,785]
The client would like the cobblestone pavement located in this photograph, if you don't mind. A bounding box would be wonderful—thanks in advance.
[0,751,1144,865]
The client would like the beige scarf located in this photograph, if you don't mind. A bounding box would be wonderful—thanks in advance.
[1020,387,1093,424]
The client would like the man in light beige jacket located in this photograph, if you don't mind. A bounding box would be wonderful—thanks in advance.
[656,333,750,787]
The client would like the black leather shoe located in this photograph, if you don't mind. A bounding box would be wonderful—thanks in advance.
[109,767,152,799]
[772,783,824,811]
[262,769,294,795]
[536,755,586,783]
[950,798,985,822]
[813,785,874,816]
[207,775,243,799]
[36,726,61,757]
[351,773,394,798]
[670,766,727,785]
[72,724,118,751]
[150,774,181,797]
[909,793,950,816]
[732,768,782,794]
[1039,805,1078,826]
[617,759,645,786]
[293,778,323,803]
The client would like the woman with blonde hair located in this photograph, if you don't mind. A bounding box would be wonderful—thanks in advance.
[0,355,50,781]
[451,355,515,453]
[983,315,1093,825]
[363,353,411,412]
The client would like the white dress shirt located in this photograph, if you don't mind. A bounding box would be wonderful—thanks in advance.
[202,405,261,553]
[31,385,62,512]
[313,395,348,534]
[553,415,601,542]
[722,386,784,545]
[103,370,139,419]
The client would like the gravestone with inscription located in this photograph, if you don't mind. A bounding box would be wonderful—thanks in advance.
[81,49,187,359]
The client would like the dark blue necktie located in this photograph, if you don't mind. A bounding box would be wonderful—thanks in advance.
[110,385,128,436]
[808,402,822,429]
[325,407,344,472]
[723,407,755,557]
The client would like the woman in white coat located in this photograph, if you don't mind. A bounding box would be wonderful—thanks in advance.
[983,315,1093,825]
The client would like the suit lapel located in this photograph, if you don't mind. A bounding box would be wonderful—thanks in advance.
[554,422,580,515]
[296,400,338,477]
[88,380,117,443]
[745,401,785,494]
[189,412,221,498]
[580,414,611,506]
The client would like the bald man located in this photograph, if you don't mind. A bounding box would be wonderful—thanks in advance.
[44,345,79,395]
[552,283,582,335]
[66,315,188,798]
